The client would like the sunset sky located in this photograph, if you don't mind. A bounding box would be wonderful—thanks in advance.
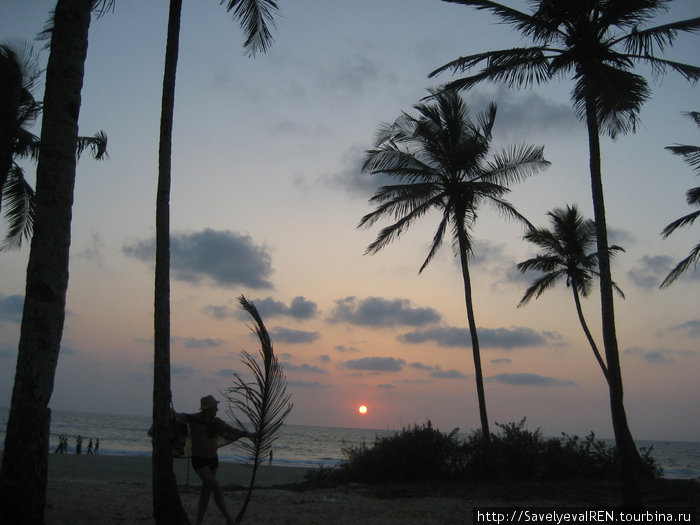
[1,1,698,442]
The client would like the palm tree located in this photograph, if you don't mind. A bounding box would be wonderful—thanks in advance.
[152,2,279,523]
[0,42,108,252]
[661,111,699,287]
[429,0,699,505]
[0,1,112,523]
[517,205,627,382]
[359,89,549,449]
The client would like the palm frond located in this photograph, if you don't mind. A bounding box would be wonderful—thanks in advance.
[621,17,700,56]
[660,242,700,288]
[75,130,108,161]
[481,144,550,185]
[419,213,450,274]
[517,270,564,307]
[661,208,700,237]
[223,295,292,524]
[223,0,279,57]
[0,164,35,252]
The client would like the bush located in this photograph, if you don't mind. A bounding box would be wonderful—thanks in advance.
[306,418,661,486]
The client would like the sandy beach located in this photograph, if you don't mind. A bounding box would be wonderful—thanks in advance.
[43,454,698,524]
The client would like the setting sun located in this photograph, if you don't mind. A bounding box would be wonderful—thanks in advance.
[358,405,368,415]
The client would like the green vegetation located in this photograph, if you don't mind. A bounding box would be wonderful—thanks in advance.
[305,420,660,486]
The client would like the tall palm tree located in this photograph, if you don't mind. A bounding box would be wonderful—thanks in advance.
[661,111,699,287]
[0,1,112,523]
[359,89,549,449]
[429,0,699,505]
[152,2,279,523]
[0,42,108,252]
[517,204,627,382]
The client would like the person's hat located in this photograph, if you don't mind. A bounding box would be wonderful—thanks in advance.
[199,395,219,412]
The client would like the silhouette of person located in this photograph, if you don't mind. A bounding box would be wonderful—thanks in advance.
[76,435,82,455]
[95,438,100,455]
[182,395,258,525]
[87,438,93,455]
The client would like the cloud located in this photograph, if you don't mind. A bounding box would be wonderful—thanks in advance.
[77,232,106,264]
[175,337,225,349]
[203,296,318,321]
[409,362,434,371]
[334,345,361,353]
[670,319,700,338]
[468,85,577,140]
[343,357,406,372]
[269,327,320,344]
[377,384,395,389]
[627,255,673,289]
[327,144,395,199]
[287,379,333,389]
[487,373,575,386]
[281,362,327,374]
[430,367,467,379]
[328,296,442,327]
[490,358,512,364]
[123,228,273,289]
[398,325,550,349]
[625,347,679,364]
[0,294,23,323]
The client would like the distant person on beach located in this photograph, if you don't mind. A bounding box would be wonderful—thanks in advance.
[95,438,100,455]
[183,395,258,525]
[87,438,93,455]
[76,435,82,455]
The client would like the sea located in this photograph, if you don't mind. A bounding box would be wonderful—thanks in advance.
[1,407,699,480]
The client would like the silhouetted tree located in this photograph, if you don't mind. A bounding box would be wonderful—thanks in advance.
[430,0,699,505]
[518,204,626,382]
[0,1,112,523]
[0,43,107,251]
[152,2,279,523]
[359,89,549,451]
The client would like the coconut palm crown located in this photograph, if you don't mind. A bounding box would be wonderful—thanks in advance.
[517,204,625,381]
[359,89,550,444]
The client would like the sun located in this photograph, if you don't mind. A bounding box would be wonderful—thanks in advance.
[358,405,368,415]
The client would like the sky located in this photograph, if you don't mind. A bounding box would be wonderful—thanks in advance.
[0,1,698,442]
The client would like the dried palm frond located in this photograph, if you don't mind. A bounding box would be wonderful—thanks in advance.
[223,294,292,524]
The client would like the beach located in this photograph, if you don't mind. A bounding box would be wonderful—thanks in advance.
[45,454,475,524]
[43,454,699,524]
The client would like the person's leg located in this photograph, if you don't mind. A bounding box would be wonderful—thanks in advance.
[195,466,234,525]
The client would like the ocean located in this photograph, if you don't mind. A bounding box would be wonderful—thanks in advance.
[1,407,698,480]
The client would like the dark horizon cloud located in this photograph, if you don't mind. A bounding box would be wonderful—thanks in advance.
[281,362,327,374]
[343,356,406,372]
[627,255,673,289]
[487,373,575,387]
[176,337,225,349]
[623,347,698,364]
[123,228,274,289]
[334,345,361,353]
[490,358,512,364]
[269,327,320,344]
[287,379,333,389]
[398,325,552,349]
[327,296,442,328]
[0,294,23,323]
[203,296,318,321]
[430,367,467,379]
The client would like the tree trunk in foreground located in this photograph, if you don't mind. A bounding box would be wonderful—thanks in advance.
[0,1,92,523]
[585,98,644,507]
[152,0,190,523]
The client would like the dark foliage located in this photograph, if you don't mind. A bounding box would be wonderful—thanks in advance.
[305,419,660,486]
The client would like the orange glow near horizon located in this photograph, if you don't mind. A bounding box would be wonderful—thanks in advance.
[358,405,368,415]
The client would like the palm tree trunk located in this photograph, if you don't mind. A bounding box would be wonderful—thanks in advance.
[584,95,643,506]
[571,288,609,382]
[456,222,491,448]
[0,1,93,522]
[152,1,189,523]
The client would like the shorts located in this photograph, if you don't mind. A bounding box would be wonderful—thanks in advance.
[191,455,219,471]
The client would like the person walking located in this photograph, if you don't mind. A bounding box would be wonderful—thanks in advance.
[76,435,82,455]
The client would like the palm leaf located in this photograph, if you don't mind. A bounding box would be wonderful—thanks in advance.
[660,242,700,288]
[223,0,279,57]
[0,164,35,251]
[223,295,292,524]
